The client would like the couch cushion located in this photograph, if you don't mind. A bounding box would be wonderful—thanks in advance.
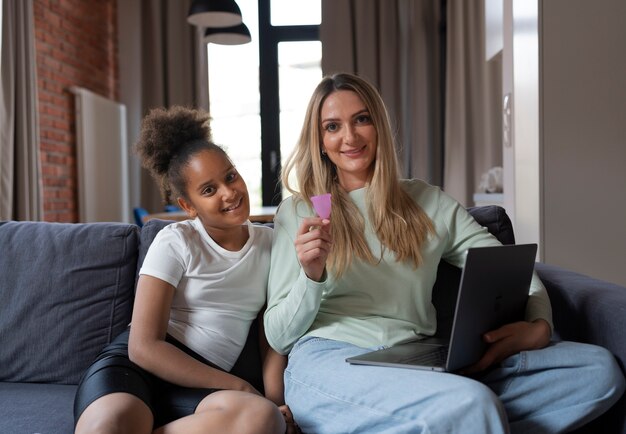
[0,382,76,434]
[0,221,139,385]
[141,208,515,341]
[466,205,515,245]
[138,218,175,275]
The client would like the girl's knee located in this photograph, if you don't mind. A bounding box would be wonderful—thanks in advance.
[75,393,152,434]
[199,391,285,434]
[245,397,286,434]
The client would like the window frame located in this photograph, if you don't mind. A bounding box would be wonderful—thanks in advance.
[258,0,319,206]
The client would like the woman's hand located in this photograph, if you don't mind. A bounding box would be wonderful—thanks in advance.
[463,319,551,375]
[279,405,301,434]
[295,217,332,282]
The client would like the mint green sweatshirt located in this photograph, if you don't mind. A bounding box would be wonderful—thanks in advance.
[264,179,552,355]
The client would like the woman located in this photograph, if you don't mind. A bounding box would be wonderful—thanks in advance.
[74,106,294,434]
[264,73,624,433]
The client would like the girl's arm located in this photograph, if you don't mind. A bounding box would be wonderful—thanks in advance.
[128,274,260,394]
[258,311,287,406]
[259,312,301,433]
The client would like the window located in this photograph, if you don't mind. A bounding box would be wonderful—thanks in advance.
[207,0,262,206]
[270,0,320,26]
[208,0,321,207]
[277,40,322,196]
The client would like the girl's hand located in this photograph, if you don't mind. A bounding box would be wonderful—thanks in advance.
[232,378,262,396]
[279,405,300,434]
[463,319,551,375]
[295,217,332,282]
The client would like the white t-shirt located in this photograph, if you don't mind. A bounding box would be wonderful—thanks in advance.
[139,218,272,371]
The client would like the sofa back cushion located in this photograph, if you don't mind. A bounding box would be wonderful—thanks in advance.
[137,218,172,275]
[0,221,139,385]
[141,206,515,343]
[466,205,515,245]
[432,205,515,336]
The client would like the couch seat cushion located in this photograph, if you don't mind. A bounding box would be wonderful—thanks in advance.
[0,382,76,434]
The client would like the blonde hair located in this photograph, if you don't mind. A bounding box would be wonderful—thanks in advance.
[282,73,435,277]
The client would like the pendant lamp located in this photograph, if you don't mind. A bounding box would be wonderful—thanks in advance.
[204,23,251,45]
[187,0,243,28]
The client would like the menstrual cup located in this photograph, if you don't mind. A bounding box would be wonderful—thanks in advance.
[310,193,332,219]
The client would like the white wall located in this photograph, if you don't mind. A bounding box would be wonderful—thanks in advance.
[540,0,626,286]
[511,0,542,256]
[505,0,626,286]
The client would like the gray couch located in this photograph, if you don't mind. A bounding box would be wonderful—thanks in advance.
[0,206,624,434]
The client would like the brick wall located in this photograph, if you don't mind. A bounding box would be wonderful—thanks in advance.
[33,0,118,222]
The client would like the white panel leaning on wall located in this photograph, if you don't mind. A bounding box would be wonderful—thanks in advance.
[70,87,129,223]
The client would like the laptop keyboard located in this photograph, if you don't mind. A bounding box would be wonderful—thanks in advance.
[400,346,448,366]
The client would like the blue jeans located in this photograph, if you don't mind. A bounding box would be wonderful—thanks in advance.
[284,337,625,434]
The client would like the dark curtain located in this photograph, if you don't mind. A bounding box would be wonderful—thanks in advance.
[321,0,503,205]
[0,0,42,220]
[321,0,444,186]
[138,0,209,212]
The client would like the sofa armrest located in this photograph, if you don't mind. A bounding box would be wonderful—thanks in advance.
[536,263,626,434]
[535,262,626,370]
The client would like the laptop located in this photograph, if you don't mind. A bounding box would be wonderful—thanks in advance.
[346,243,538,373]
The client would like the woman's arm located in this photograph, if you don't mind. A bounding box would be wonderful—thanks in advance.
[463,319,551,375]
[264,209,331,354]
[128,274,260,394]
[434,191,553,373]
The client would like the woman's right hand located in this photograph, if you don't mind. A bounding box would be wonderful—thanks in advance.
[295,217,332,282]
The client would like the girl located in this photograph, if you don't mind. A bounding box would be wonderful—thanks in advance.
[74,106,295,434]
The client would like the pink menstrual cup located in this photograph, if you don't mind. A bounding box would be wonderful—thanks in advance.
[310,193,332,219]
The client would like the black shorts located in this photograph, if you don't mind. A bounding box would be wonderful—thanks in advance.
[73,327,263,428]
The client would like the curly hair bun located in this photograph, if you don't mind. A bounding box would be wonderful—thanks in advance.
[134,106,212,177]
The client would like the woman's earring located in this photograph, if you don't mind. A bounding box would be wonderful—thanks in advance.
[321,149,327,156]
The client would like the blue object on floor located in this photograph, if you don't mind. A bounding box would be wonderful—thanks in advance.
[133,207,149,227]
[164,204,182,212]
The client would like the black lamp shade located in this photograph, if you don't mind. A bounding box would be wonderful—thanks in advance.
[187,0,243,28]
[204,23,251,45]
